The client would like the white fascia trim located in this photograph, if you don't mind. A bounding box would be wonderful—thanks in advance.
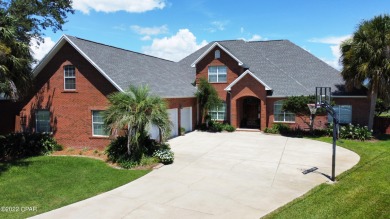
[32,35,123,92]
[224,70,272,91]
[190,42,244,67]
[63,35,123,92]
[32,35,67,76]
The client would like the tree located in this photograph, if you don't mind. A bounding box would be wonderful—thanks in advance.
[282,95,326,132]
[104,85,171,157]
[0,0,74,99]
[195,77,222,124]
[340,14,390,130]
[375,98,390,117]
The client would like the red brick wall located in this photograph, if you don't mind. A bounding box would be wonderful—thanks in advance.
[334,97,369,125]
[266,97,370,130]
[18,43,118,150]
[195,46,245,124]
[230,74,267,129]
[11,43,199,150]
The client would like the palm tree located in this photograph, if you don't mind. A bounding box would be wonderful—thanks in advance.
[104,85,171,156]
[340,14,390,130]
[0,12,33,99]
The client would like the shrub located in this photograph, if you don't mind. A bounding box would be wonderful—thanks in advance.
[0,132,62,161]
[209,120,224,132]
[336,123,373,141]
[180,127,186,135]
[153,149,174,164]
[105,135,170,168]
[222,124,235,132]
[264,123,291,134]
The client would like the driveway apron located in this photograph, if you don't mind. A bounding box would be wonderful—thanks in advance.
[32,131,359,219]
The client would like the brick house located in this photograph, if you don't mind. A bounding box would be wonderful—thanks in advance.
[0,35,369,149]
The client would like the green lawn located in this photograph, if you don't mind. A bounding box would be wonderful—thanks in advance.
[263,135,390,219]
[0,156,150,219]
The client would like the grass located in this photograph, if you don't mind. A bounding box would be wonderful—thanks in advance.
[263,135,390,219]
[0,156,150,219]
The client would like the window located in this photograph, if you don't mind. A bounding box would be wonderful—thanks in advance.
[92,111,109,136]
[328,105,352,124]
[36,110,50,132]
[208,66,227,83]
[274,100,295,122]
[64,65,76,90]
[209,103,226,121]
[215,50,220,59]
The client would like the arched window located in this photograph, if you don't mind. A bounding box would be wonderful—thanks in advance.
[215,50,220,59]
[274,100,295,122]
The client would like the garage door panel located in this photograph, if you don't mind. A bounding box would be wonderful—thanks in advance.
[168,108,178,137]
[180,107,192,133]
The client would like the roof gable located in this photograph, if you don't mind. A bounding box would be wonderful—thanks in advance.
[190,42,244,67]
[224,70,272,91]
[33,35,197,98]
[33,35,123,92]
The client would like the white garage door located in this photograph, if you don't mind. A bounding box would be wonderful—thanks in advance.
[148,124,160,141]
[180,107,192,133]
[168,108,178,137]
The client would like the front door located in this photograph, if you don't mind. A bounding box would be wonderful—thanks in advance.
[240,97,260,128]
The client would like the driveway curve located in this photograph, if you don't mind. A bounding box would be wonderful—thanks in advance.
[32,131,359,219]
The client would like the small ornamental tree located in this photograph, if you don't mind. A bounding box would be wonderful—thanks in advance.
[282,95,326,132]
[195,77,222,124]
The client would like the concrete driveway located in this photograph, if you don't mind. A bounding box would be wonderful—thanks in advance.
[32,131,359,219]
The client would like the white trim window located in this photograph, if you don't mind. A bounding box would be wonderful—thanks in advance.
[328,105,352,124]
[36,110,50,133]
[274,100,295,122]
[92,111,109,136]
[64,65,76,90]
[209,103,226,121]
[208,66,227,83]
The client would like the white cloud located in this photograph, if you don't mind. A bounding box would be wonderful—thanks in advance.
[143,29,208,61]
[130,25,168,35]
[207,21,228,33]
[141,35,152,41]
[30,37,56,62]
[73,0,166,14]
[309,35,351,44]
[240,34,265,42]
[309,35,351,70]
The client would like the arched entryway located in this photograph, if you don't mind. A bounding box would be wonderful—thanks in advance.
[237,96,260,129]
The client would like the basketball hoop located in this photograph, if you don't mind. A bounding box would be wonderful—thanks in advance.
[307,103,317,115]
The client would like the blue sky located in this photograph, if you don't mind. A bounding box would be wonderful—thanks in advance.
[32,0,390,70]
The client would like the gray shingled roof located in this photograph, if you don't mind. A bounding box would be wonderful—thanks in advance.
[66,35,197,98]
[64,35,354,98]
[179,39,347,97]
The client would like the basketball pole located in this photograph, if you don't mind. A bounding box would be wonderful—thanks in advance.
[315,87,338,182]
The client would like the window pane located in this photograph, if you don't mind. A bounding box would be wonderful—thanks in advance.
[64,66,75,77]
[209,112,218,120]
[65,78,76,89]
[218,74,227,82]
[93,124,105,136]
[274,114,284,122]
[218,66,227,74]
[36,111,50,133]
[285,113,295,122]
[92,111,108,136]
[208,66,217,74]
[209,74,218,82]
